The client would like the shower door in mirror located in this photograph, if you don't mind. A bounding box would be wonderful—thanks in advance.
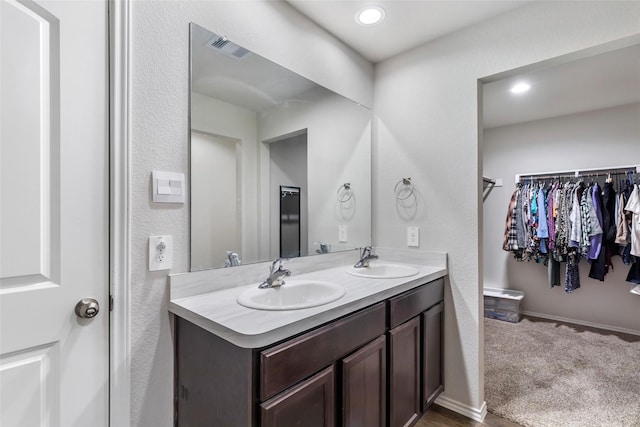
[280,186,301,258]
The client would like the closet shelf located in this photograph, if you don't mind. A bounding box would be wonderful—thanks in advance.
[515,165,640,184]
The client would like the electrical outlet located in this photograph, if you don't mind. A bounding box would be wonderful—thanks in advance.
[149,235,173,271]
[407,226,420,247]
[339,225,348,242]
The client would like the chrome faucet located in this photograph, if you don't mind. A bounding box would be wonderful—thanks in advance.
[225,251,241,267]
[354,246,378,268]
[258,258,291,289]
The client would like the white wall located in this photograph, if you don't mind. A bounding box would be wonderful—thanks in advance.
[483,103,640,334]
[374,1,640,416]
[129,1,373,426]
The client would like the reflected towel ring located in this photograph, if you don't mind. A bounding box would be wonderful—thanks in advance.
[337,183,353,203]
[394,177,414,200]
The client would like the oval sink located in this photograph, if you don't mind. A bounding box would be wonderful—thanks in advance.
[237,279,346,311]
[346,262,419,279]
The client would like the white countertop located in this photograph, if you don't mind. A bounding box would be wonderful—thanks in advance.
[169,255,447,348]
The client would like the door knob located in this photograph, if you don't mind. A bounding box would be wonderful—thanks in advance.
[75,298,100,318]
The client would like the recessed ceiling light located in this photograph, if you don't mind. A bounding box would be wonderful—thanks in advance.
[355,6,385,26]
[510,82,531,95]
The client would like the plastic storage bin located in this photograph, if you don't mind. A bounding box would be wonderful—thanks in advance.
[483,287,524,323]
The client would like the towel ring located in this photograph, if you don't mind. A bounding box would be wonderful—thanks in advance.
[394,177,414,201]
[337,183,353,203]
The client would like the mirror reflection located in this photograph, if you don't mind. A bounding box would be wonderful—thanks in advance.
[190,23,372,271]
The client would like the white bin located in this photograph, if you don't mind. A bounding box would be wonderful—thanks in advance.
[483,287,524,323]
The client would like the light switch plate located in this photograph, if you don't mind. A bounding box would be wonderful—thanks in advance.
[407,226,419,247]
[152,171,185,203]
[338,225,348,242]
[149,235,173,271]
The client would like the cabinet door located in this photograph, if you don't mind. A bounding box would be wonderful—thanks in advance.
[422,302,444,410]
[342,335,386,427]
[261,365,335,427]
[389,317,421,427]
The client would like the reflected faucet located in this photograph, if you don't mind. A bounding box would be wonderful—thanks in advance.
[315,242,331,254]
[258,258,292,289]
[354,246,378,268]
[225,251,241,267]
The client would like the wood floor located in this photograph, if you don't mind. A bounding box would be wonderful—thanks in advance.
[416,405,522,427]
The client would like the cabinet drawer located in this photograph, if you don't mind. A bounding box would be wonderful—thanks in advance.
[261,366,335,427]
[388,278,444,329]
[260,302,386,401]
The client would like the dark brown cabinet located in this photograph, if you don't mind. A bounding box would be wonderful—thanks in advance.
[259,303,386,402]
[422,302,444,410]
[389,317,421,427]
[388,278,445,427]
[261,366,336,427]
[174,277,444,427]
[342,335,387,427]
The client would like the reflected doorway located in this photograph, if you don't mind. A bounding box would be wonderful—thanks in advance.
[191,130,241,270]
[268,131,308,259]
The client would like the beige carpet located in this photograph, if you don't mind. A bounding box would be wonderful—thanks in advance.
[484,316,640,427]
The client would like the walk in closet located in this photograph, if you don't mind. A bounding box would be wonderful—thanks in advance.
[482,43,640,334]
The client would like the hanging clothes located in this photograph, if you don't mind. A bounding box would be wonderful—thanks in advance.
[502,187,520,252]
[624,184,640,257]
[537,187,549,254]
[586,183,603,260]
[569,184,583,249]
[565,250,580,293]
[547,182,558,252]
[516,188,526,249]
[503,172,637,294]
[624,184,640,287]
[601,182,617,274]
[615,192,629,245]
[588,184,606,281]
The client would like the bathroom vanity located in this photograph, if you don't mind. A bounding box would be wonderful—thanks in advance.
[170,255,446,427]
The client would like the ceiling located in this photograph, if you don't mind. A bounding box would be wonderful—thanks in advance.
[285,1,640,128]
[285,0,530,63]
[191,23,319,112]
[482,43,640,128]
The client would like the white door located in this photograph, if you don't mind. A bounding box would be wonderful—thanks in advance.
[191,131,240,270]
[0,0,109,426]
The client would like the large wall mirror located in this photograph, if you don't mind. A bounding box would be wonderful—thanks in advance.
[189,23,372,271]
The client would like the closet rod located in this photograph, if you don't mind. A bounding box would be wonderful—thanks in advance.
[483,176,496,185]
[514,165,640,184]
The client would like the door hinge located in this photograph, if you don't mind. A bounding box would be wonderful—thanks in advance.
[109,295,114,312]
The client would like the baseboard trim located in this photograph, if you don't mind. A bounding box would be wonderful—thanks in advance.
[434,394,487,422]
[521,311,640,336]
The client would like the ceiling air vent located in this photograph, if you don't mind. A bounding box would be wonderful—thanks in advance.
[211,36,230,49]
[206,33,250,60]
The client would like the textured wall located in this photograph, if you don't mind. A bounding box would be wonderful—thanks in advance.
[484,103,640,333]
[129,1,373,426]
[374,1,640,414]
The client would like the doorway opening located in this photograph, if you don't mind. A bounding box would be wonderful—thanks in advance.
[268,130,308,259]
